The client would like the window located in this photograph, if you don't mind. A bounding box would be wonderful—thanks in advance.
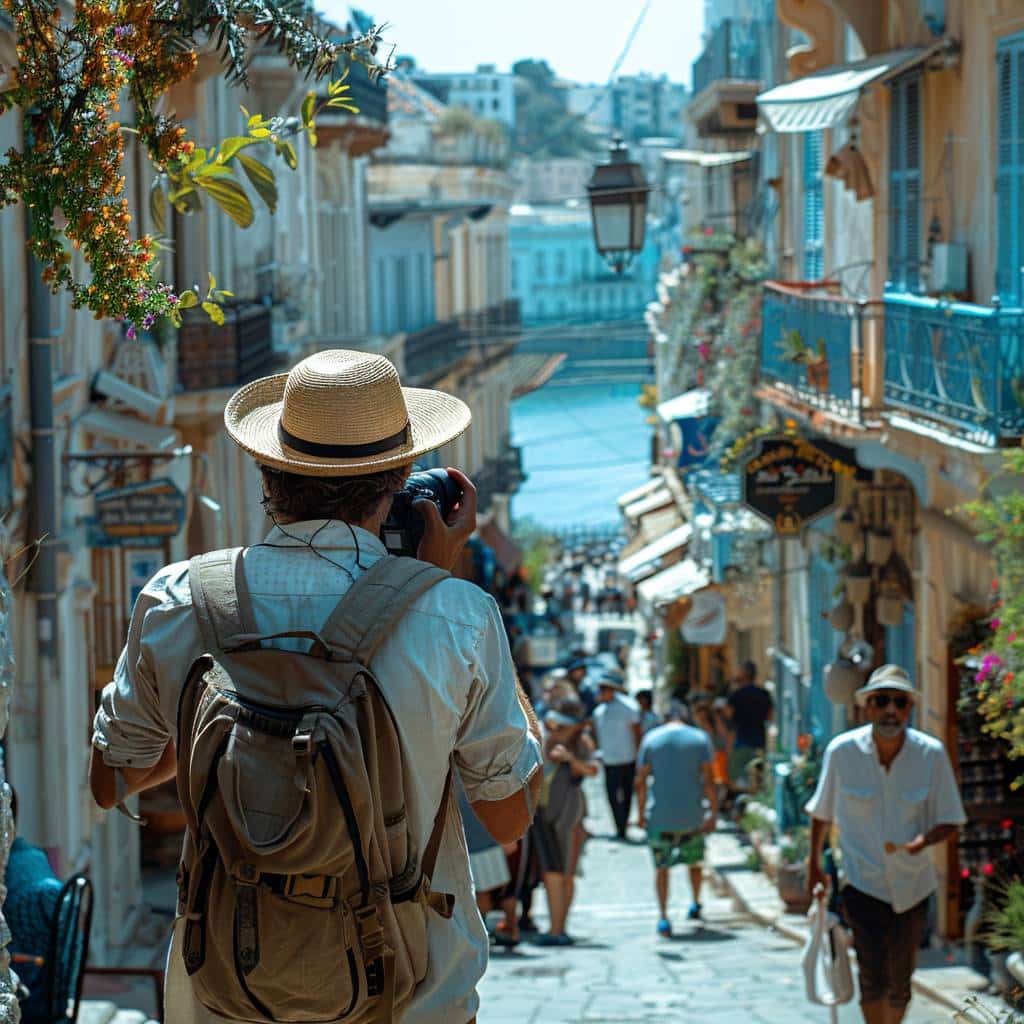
[888,73,923,291]
[535,251,546,280]
[492,98,500,112]
[394,256,409,330]
[803,131,824,281]
[511,258,520,292]
[997,33,1024,304]
[555,249,566,280]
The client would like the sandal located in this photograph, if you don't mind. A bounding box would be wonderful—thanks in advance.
[494,921,520,947]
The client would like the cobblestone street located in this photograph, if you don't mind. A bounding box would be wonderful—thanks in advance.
[477,780,960,1024]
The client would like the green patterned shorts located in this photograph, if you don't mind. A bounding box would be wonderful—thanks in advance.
[647,830,706,869]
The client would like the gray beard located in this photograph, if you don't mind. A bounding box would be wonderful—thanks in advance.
[873,721,906,741]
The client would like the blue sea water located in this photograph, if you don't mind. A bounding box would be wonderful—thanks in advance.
[510,364,654,530]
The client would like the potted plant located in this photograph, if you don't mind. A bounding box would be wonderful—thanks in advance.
[777,826,812,913]
[779,329,829,392]
[985,878,1024,994]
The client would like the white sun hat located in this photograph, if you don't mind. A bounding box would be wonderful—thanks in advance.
[854,664,917,706]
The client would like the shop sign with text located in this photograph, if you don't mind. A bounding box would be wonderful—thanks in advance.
[89,477,187,547]
[741,435,853,535]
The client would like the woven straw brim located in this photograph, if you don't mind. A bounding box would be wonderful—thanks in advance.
[225,372,471,477]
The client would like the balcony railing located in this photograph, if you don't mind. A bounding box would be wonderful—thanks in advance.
[692,19,763,96]
[884,293,1024,443]
[178,304,275,391]
[458,299,521,345]
[403,320,466,385]
[760,282,882,422]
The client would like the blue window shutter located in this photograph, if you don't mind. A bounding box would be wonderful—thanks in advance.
[803,131,824,280]
[888,74,923,291]
[997,34,1024,305]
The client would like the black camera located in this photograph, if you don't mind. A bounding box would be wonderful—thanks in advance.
[381,469,463,557]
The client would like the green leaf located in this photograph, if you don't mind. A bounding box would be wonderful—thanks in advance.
[149,179,167,235]
[237,154,278,213]
[208,272,217,293]
[301,91,316,128]
[177,289,198,309]
[202,301,226,325]
[194,177,254,229]
[217,136,257,163]
[326,97,358,112]
[307,126,318,149]
[328,67,350,94]
[192,163,234,179]
[170,309,183,328]
[275,139,298,170]
[184,148,208,172]
[248,127,272,139]
[240,105,251,121]
[247,113,263,128]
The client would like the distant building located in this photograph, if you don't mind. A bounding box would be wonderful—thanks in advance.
[413,64,516,130]
[702,0,762,33]
[511,157,590,204]
[508,202,659,325]
[565,74,688,143]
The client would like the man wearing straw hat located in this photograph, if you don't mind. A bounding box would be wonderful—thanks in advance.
[804,665,965,1024]
[90,350,543,1024]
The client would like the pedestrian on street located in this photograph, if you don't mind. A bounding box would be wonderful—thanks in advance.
[592,676,642,840]
[533,703,598,945]
[635,703,718,936]
[89,350,543,1024]
[805,665,966,1024]
[635,689,662,736]
[725,660,773,790]
[566,656,597,715]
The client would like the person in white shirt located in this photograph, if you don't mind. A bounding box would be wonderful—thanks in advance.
[805,665,966,1024]
[89,350,543,1024]
[591,676,642,839]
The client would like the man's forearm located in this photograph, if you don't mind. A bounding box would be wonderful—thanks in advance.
[89,741,177,810]
[809,816,830,866]
[517,676,541,743]
[705,777,718,822]
[922,824,957,848]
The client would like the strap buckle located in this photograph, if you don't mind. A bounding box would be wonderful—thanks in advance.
[354,903,385,952]
[292,712,320,756]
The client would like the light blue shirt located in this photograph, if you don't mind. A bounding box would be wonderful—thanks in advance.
[637,723,713,834]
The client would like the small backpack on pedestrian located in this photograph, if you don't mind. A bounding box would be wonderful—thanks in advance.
[175,548,455,1023]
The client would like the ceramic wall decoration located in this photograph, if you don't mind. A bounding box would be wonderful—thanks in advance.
[829,599,854,632]
[835,507,859,546]
[867,526,894,566]
[845,562,872,605]
[825,658,861,704]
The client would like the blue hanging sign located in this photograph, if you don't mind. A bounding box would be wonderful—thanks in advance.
[89,477,187,548]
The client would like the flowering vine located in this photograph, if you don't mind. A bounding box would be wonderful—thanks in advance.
[0,0,391,333]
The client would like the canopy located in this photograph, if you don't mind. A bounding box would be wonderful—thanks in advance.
[77,409,179,450]
[617,475,664,509]
[636,558,710,608]
[624,486,673,521]
[618,523,692,583]
[757,46,940,133]
[659,149,753,168]
[657,388,712,424]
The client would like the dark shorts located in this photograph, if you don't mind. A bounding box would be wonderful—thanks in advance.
[647,830,705,869]
[841,886,927,1009]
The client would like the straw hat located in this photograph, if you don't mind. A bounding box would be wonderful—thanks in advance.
[854,663,917,706]
[224,349,471,476]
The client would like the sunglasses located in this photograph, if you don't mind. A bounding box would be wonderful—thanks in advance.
[868,693,911,711]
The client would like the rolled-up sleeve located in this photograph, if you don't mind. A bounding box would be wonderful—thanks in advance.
[928,747,967,827]
[92,564,189,769]
[805,741,838,822]
[455,596,542,803]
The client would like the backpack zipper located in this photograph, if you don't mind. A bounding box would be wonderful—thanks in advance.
[319,742,370,895]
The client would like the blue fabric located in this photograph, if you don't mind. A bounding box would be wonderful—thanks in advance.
[637,724,712,834]
[4,837,62,1020]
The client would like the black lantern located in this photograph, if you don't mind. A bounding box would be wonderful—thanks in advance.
[586,137,651,274]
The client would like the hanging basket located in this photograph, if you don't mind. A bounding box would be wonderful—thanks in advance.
[825,658,862,704]
[876,587,905,627]
[845,564,873,606]
[829,599,854,632]
[866,527,894,567]
[835,508,859,546]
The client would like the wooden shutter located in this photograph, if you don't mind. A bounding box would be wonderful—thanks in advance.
[803,131,824,280]
[888,73,923,291]
[997,33,1024,305]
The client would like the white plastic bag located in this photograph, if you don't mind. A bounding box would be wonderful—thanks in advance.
[802,895,855,1007]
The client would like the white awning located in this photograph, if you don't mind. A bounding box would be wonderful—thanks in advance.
[617,475,664,509]
[636,558,711,608]
[624,486,673,521]
[659,149,753,168]
[757,45,941,133]
[77,409,180,450]
[657,388,712,423]
[618,523,692,582]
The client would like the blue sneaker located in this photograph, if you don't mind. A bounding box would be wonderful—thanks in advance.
[686,902,702,921]
[657,917,672,938]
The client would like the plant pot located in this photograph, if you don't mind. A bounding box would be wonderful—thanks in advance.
[777,862,812,914]
[829,599,854,632]
[806,357,830,393]
[876,588,905,627]
[845,566,872,606]
[825,658,861,704]
[867,527,894,566]
[835,508,859,546]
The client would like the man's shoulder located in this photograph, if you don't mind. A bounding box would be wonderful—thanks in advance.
[825,725,873,757]
[406,574,499,634]
[907,728,949,758]
[139,559,193,610]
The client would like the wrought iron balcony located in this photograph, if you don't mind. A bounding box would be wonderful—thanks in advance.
[884,293,1024,443]
[760,282,882,423]
[692,18,763,96]
[403,319,466,386]
[457,299,521,346]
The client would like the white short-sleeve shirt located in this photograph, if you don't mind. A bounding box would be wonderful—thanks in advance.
[593,693,641,766]
[805,725,966,913]
[93,521,542,1024]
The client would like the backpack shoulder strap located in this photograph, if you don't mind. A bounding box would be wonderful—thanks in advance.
[188,548,258,654]
[320,556,449,665]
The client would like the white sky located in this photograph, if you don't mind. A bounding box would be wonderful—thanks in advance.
[317,0,705,86]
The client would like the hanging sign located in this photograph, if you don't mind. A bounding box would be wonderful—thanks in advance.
[89,477,187,548]
[680,589,727,645]
[741,435,851,535]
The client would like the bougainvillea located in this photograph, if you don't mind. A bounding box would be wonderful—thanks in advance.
[0,0,390,332]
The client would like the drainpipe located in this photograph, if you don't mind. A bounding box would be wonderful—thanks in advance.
[24,210,62,862]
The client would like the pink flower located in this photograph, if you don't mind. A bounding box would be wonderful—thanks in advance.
[126,324,136,340]
[992,619,1002,630]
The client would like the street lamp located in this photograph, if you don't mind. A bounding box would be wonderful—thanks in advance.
[586,137,651,274]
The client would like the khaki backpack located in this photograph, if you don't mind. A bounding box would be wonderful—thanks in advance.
[175,548,456,1023]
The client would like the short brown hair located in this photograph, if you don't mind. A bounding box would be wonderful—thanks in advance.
[260,464,410,524]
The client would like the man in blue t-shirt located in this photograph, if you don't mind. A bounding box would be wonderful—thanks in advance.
[636,705,718,936]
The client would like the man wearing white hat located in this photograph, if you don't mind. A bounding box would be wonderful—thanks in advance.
[89,350,543,1024]
[804,664,965,1024]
